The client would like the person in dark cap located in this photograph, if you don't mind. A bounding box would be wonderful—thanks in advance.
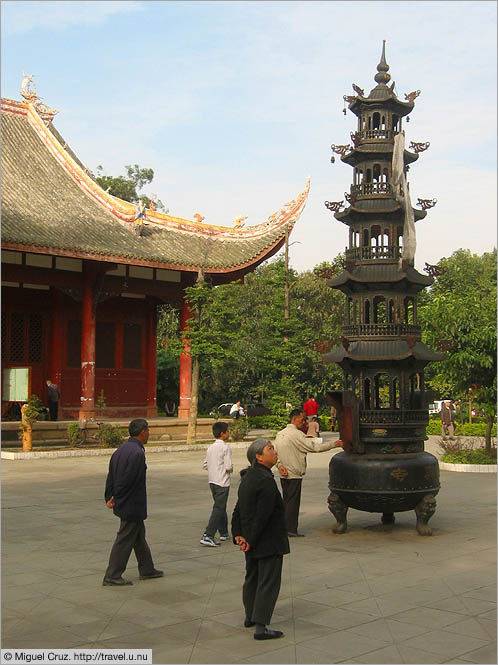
[231,438,289,640]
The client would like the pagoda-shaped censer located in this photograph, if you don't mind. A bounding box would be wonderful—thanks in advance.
[323,42,444,536]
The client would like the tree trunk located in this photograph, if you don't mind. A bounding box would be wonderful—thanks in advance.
[186,355,200,445]
[485,416,493,455]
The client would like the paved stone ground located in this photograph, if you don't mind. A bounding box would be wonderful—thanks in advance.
[2,436,496,664]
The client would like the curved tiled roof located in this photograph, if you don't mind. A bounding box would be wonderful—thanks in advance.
[1,99,310,273]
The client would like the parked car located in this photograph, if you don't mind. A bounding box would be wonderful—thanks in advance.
[209,402,271,417]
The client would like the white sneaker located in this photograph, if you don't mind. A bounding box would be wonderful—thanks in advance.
[200,534,220,547]
[218,534,230,541]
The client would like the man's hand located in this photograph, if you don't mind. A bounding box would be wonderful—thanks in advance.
[278,465,288,477]
[235,535,250,552]
[106,496,115,509]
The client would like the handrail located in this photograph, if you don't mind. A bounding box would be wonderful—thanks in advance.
[343,324,421,337]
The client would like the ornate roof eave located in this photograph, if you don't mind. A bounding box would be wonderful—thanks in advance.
[327,265,433,291]
[342,147,418,167]
[322,340,445,364]
[347,95,413,118]
[334,204,427,224]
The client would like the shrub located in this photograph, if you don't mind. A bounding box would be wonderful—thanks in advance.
[247,414,288,430]
[437,436,497,464]
[426,420,497,437]
[67,422,81,447]
[95,423,127,448]
[229,418,248,441]
[442,450,496,464]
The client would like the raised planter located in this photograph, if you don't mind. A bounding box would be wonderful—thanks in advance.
[439,461,496,473]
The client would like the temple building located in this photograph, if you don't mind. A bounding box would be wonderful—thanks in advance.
[1,91,309,420]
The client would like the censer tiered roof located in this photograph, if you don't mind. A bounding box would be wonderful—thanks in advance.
[1,96,309,277]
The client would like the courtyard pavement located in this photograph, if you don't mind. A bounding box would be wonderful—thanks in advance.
[1,435,496,664]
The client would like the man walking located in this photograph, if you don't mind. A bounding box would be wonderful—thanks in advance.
[46,379,60,421]
[232,439,289,640]
[103,419,163,586]
[441,400,455,439]
[274,409,334,537]
[200,421,233,547]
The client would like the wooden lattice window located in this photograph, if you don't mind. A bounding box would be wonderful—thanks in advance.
[96,322,116,368]
[66,320,81,368]
[3,311,44,365]
[28,313,43,363]
[10,312,25,362]
[123,323,142,369]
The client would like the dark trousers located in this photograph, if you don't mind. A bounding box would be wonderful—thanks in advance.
[48,400,58,421]
[280,477,302,533]
[105,519,155,580]
[205,484,229,538]
[243,554,283,626]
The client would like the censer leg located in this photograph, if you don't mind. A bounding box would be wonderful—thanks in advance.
[415,494,437,536]
[381,512,395,524]
[328,492,348,534]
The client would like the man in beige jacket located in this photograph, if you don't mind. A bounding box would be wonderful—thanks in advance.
[274,409,334,537]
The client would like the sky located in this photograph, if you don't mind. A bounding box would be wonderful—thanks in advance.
[1,0,496,273]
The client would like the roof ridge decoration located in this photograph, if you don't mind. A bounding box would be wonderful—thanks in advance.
[20,73,58,123]
[2,96,310,246]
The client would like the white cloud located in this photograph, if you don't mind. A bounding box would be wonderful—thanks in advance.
[2,1,144,35]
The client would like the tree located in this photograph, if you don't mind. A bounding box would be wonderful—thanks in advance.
[419,249,497,452]
[93,164,167,211]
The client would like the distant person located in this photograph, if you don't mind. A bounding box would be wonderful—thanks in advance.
[441,400,455,439]
[274,409,334,536]
[232,439,289,641]
[46,379,60,421]
[165,400,176,416]
[230,401,245,419]
[306,416,320,438]
[329,404,337,431]
[302,397,319,422]
[103,419,163,586]
[200,422,233,547]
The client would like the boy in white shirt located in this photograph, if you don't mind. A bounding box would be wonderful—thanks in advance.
[200,422,233,547]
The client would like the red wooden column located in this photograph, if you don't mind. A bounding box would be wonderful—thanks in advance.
[145,299,158,418]
[178,300,193,419]
[78,267,97,421]
[49,288,64,414]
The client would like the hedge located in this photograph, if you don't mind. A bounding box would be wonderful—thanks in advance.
[426,420,497,437]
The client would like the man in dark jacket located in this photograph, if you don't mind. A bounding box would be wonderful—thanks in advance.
[103,419,163,586]
[440,400,455,439]
[232,438,290,640]
[46,379,60,421]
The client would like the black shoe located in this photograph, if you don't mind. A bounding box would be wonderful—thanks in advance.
[139,569,164,580]
[244,619,256,627]
[254,629,284,640]
[102,577,133,586]
[288,531,305,537]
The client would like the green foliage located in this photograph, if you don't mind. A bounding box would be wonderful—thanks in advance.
[93,163,166,210]
[22,394,46,424]
[419,249,497,451]
[96,389,106,412]
[95,423,127,449]
[248,414,289,430]
[229,418,248,441]
[157,257,344,414]
[67,422,81,448]
[438,436,496,464]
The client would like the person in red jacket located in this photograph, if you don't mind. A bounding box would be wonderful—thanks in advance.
[302,397,319,422]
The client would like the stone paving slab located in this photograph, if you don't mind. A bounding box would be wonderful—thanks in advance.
[1,439,496,664]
